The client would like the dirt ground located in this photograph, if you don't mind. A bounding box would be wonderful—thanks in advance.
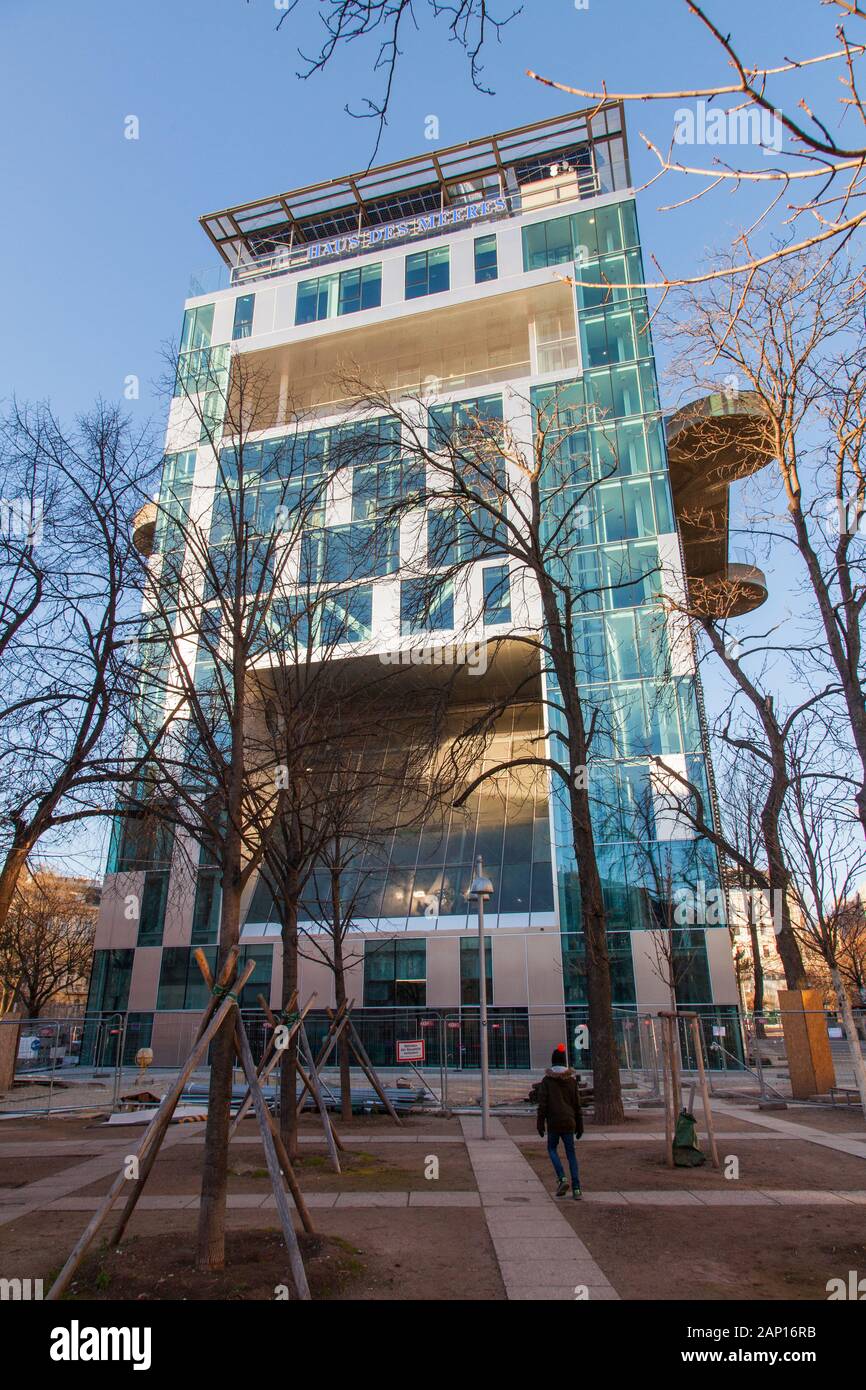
[2,1103,865,1302]
[522,1138,866,1191]
[556,1204,866,1300]
[71,1139,476,1197]
[0,1207,504,1301]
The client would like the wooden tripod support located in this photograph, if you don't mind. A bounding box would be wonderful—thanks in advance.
[47,948,314,1301]
[658,1010,721,1170]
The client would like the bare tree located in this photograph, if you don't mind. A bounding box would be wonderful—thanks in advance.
[271,0,520,160]
[336,373,704,1123]
[664,251,866,848]
[529,0,866,288]
[781,739,866,1116]
[0,867,96,1018]
[0,401,156,940]
[123,347,336,1269]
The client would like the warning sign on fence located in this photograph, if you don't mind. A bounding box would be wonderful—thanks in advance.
[396,1040,425,1063]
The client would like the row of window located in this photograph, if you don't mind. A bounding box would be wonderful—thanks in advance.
[182,201,638,385]
[86,926,725,1019]
[293,234,499,325]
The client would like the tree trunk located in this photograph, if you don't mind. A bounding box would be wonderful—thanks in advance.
[332,927,352,1122]
[830,965,866,1121]
[0,839,35,941]
[747,914,766,1039]
[279,880,300,1159]
[568,790,624,1125]
[196,865,242,1272]
[761,815,807,989]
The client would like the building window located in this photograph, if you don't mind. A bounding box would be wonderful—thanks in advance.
[400,577,454,634]
[405,245,450,299]
[175,304,228,397]
[562,932,636,1006]
[236,945,274,1010]
[180,303,214,354]
[301,521,398,585]
[428,392,504,449]
[352,458,425,522]
[320,584,374,645]
[295,264,382,324]
[363,939,426,1006]
[191,868,221,944]
[474,234,498,283]
[111,807,175,873]
[483,565,511,624]
[460,937,493,1005]
[232,294,255,340]
[157,946,217,1011]
[137,870,169,946]
[86,949,134,1013]
[522,216,575,271]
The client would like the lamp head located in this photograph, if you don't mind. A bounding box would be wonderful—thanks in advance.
[468,855,494,900]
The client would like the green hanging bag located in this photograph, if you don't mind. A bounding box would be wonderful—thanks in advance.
[673,1107,706,1167]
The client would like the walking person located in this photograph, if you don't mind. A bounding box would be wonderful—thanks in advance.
[536,1044,583,1199]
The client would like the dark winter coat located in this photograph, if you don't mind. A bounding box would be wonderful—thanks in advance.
[536,1067,583,1137]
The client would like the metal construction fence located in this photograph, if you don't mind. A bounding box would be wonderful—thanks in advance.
[1,1004,863,1118]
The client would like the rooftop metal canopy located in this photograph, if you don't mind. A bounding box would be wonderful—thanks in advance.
[199,104,628,269]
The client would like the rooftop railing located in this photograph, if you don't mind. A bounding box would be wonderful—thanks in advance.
[227,167,601,290]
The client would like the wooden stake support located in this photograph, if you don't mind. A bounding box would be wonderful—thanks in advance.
[658,1010,721,1172]
[47,949,315,1301]
[46,956,256,1301]
[257,994,343,1172]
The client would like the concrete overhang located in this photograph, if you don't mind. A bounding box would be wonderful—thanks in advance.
[665,391,775,618]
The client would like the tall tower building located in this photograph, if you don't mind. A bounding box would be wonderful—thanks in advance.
[88,107,765,1071]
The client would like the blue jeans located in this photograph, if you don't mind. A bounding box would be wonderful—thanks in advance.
[547,1130,580,1188]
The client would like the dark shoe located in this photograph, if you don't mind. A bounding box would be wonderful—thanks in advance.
[555,1178,569,1197]
[572,1187,582,1201]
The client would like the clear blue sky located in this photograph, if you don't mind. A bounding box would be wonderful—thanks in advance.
[0,0,846,873]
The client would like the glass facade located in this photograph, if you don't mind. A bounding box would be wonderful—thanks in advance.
[296,263,382,323]
[244,703,554,929]
[364,938,426,1006]
[98,141,733,1041]
[530,197,723,1008]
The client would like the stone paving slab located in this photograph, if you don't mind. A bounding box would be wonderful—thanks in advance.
[459,1115,618,1302]
[333,1192,409,1208]
[712,1102,866,1162]
[507,1285,620,1301]
[499,1260,614,1286]
[689,1190,780,1205]
[756,1188,851,1205]
[408,1190,481,1206]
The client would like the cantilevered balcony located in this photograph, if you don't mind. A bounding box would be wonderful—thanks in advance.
[687,558,768,619]
[132,501,157,557]
[665,391,774,619]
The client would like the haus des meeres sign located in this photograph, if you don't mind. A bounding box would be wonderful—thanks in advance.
[304,196,509,266]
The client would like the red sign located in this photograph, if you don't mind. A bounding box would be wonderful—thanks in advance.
[396,1040,425,1063]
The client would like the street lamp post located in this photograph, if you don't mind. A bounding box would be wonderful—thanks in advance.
[469,855,494,1140]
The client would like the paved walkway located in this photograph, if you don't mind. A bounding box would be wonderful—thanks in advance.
[459,1115,619,1301]
[14,1187,866,1213]
[0,1125,194,1228]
